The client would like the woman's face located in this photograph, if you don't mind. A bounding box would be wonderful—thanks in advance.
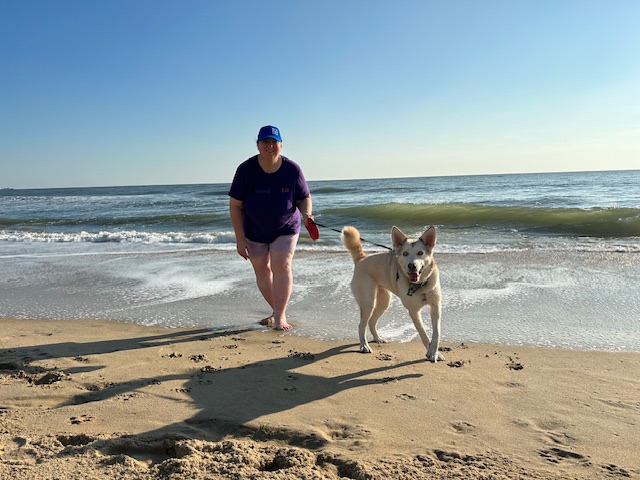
[257,138,282,159]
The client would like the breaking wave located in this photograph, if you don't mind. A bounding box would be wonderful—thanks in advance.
[324,203,640,238]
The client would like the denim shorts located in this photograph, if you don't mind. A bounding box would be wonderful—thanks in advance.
[246,233,299,257]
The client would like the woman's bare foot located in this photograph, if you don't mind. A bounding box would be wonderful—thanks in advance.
[274,317,293,332]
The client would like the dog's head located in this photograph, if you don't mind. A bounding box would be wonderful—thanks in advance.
[392,226,437,284]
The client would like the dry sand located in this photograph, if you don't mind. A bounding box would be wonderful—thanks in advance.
[1,317,639,479]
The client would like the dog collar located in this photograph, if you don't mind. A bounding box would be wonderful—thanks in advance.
[397,271,432,296]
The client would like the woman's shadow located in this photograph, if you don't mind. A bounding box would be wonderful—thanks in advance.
[54,328,425,448]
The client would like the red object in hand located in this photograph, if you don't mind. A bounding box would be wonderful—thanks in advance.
[305,221,320,240]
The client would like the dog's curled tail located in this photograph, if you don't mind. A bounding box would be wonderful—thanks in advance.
[341,226,366,264]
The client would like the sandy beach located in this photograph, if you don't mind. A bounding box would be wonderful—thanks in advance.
[1,317,638,479]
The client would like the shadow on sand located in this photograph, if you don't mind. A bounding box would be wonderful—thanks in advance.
[2,325,425,458]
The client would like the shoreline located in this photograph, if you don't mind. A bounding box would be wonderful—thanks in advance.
[1,317,639,479]
[3,246,639,352]
[3,314,640,354]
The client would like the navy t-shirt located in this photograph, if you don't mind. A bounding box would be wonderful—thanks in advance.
[228,155,310,243]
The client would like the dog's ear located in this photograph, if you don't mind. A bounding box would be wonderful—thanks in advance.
[391,226,407,249]
[420,226,437,250]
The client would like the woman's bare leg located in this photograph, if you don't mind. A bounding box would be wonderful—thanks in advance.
[269,249,294,331]
[249,253,276,316]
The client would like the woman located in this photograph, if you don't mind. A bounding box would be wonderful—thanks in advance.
[228,125,313,331]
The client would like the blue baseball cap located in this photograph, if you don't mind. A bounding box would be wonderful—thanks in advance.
[258,125,282,142]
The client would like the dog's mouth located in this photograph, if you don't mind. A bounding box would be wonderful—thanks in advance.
[407,268,423,283]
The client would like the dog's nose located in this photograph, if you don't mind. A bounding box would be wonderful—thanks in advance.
[408,263,417,271]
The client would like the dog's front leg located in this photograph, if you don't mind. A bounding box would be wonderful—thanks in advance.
[408,308,444,363]
[408,310,433,360]
[427,303,444,363]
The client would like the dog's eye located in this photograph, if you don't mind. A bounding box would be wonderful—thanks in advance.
[417,251,424,256]
[402,251,409,256]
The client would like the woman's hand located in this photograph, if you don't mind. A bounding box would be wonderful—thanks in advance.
[236,238,250,260]
[229,197,249,259]
[301,212,314,227]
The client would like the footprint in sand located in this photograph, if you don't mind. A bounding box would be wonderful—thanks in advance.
[86,381,116,391]
[35,371,67,385]
[447,360,465,368]
[199,366,221,373]
[601,463,632,477]
[397,393,417,401]
[434,449,477,463]
[287,351,315,360]
[507,362,524,370]
[545,430,577,446]
[173,387,191,394]
[538,447,591,466]
[380,376,398,383]
[70,415,94,425]
[451,421,477,434]
[326,423,371,441]
[506,381,525,388]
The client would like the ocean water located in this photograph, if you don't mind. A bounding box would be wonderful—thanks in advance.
[1,170,639,351]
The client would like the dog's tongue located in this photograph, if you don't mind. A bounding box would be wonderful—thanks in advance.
[409,273,420,283]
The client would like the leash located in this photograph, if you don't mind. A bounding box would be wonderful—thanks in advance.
[312,221,393,251]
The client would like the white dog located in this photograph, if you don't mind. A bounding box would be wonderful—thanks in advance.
[342,226,444,362]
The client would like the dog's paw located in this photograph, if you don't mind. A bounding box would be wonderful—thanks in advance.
[373,337,388,344]
[426,351,445,363]
[360,344,372,354]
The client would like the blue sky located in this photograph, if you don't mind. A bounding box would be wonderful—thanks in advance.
[1,1,638,188]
